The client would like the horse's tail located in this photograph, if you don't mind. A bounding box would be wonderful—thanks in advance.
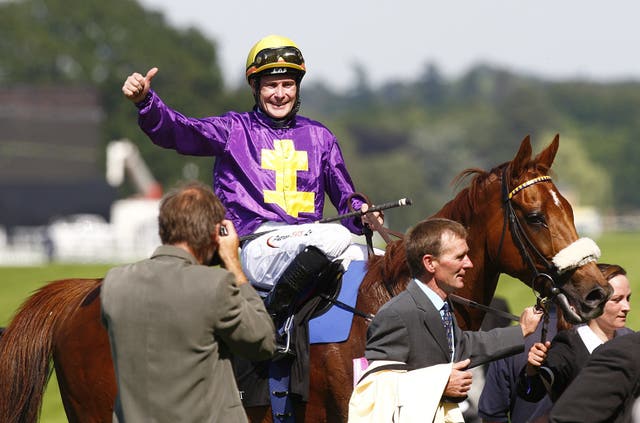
[0,278,101,423]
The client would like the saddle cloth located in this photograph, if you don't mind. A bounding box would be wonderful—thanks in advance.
[309,260,366,344]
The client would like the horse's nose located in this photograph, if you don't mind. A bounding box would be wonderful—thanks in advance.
[584,284,612,308]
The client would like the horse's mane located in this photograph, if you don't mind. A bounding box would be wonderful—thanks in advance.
[445,159,552,221]
[359,240,408,302]
[359,159,551,302]
[439,167,496,224]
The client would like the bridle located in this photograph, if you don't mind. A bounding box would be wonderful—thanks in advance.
[367,168,562,319]
[345,171,597,331]
[498,166,559,293]
[498,165,560,340]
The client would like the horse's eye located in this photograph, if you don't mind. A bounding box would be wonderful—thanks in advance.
[526,212,547,226]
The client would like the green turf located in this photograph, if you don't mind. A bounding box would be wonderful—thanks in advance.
[1,231,638,421]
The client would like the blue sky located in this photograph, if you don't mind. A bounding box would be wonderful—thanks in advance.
[139,0,640,89]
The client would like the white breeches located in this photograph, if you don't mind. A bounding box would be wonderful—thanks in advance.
[240,222,375,289]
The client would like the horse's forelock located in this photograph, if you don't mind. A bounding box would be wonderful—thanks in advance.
[464,159,552,212]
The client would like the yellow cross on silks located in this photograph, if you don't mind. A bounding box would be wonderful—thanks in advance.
[261,139,315,217]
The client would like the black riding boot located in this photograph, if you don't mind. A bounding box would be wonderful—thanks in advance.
[264,246,331,325]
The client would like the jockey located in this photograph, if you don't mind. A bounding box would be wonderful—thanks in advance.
[122,35,382,341]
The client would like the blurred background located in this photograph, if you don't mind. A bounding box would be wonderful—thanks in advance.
[2,1,640,421]
[2,0,640,265]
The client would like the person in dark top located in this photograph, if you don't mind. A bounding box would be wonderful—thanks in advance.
[517,263,632,404]
[478,304,558,423]
[550,331,640,423]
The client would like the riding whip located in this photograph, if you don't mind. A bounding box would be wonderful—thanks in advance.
[318,198,412,224]
[239,197,412,243]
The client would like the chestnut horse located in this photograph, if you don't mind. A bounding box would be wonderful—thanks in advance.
[295,135,611,421]
[0,135,611,423]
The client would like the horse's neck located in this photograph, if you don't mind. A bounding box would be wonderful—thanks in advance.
[434,198,499,302]
[449,233,501,330]
[460,232,501,305]
[434,187,502,321]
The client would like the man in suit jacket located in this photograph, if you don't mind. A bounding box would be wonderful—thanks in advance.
[101,181,276,423]
[550,330,640,423]
[365,218,542,407]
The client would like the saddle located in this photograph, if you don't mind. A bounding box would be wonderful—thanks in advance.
[232,260,368,421]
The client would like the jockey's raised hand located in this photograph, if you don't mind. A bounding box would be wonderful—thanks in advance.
[122,67,158,103]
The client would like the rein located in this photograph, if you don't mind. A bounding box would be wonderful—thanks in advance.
[318,293,375,322]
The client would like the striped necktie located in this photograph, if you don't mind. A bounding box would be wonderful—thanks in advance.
[441,302,454,355]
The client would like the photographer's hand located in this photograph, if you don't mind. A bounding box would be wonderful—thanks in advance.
[215,220,248,285]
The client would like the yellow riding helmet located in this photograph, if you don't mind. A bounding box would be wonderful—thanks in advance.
[245,35,306,83]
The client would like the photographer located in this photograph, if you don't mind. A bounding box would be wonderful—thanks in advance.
[101,181,276,423]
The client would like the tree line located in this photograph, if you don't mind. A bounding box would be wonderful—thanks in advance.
[2,0,639,232]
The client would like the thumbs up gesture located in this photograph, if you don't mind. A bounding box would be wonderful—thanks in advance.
[122,67,158,103]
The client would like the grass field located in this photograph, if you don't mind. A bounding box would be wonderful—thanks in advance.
[1,231,638,421]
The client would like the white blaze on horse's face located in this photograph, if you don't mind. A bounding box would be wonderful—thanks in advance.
[549,189,562,208]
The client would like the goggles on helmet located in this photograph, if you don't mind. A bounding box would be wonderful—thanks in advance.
[254,46,303,67]
[246,46,305,80]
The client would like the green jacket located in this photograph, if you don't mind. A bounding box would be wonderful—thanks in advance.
[101,245,275,423]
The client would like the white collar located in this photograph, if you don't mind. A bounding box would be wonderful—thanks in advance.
[414,279,446,311]
[576,324,603,353]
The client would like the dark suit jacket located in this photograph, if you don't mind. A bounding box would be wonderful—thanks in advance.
[101,245,276,423]
[517,327,590,403]
[517,326,635,403]
[550,331,640,423]
[365,279,524,371]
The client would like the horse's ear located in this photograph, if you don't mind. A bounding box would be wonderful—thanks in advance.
[511,135,533,177]
[534,134,560,169]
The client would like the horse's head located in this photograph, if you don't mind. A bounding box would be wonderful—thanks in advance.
[363,134,611,329]
[491,134,611,324]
